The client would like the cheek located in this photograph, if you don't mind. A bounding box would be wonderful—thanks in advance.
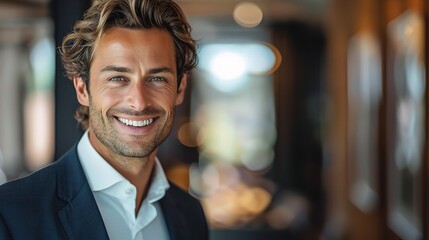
[90,88,123,113]
[158,91,178,110]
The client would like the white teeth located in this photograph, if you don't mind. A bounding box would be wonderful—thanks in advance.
[118,117,154,127]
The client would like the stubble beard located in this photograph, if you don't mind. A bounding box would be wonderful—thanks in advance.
[88,99,175,159]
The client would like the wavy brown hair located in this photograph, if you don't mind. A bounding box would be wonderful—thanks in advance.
[60,0,197,129]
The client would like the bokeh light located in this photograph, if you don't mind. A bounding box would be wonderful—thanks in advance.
[198,43,281,92]
[233,2,264,28]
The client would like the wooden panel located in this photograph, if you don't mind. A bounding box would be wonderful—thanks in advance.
[346,0,383,238]
[385,0,426,238]
[324,0,352,238]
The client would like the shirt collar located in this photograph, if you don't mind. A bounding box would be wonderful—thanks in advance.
[77,131,170,197]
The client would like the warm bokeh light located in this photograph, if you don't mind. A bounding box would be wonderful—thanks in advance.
[233,2,263,28]
[197,114,241,164]
[24,92,54,170]
[177,121,200,147]
[201,179,273,228]
[189,162,279,228]
[238,187,271,214]
[165,163,191,191]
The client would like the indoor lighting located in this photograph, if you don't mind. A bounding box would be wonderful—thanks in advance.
[233,2,263,28]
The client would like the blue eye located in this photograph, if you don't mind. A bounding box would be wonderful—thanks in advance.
[109,76,125,82]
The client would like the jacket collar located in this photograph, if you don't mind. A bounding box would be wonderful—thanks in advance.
[160,187,191,240]
[54,145,188,240]
[55,145,109,240]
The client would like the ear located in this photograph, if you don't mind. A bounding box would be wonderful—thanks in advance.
[73,77,89,106]
[175,74,187,105]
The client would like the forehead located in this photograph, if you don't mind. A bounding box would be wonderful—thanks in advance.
[91,27,176,70]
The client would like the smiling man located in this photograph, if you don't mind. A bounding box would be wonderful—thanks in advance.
[0,1,208,239]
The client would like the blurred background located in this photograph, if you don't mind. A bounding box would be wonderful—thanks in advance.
[0,0,428,239]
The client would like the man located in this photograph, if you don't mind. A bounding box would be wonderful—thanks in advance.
[0,0,208,239]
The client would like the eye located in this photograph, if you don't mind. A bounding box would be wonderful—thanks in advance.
[149,76,167,82]
[109,76,126,82]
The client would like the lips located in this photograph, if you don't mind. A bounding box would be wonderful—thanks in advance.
[117,117,154,127]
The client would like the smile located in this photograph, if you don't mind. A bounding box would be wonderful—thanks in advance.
[117,117,154,127]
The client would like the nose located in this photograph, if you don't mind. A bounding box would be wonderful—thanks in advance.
[127,82,150,111]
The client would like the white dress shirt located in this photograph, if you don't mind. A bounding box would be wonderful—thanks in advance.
[77,131,170,240]
[0,150,6,184]
[0,168,5,185]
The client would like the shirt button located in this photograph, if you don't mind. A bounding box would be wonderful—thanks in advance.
[125,188,133,195]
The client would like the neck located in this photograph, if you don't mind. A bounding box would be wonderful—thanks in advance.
[87,131,157,215]
[108,153,157,216]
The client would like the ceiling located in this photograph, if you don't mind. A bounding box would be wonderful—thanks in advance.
[0,0,326,23]
[176,0,326,23]
[0,0,326,43]
[0,1,45,20]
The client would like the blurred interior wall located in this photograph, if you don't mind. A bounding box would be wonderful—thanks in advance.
[0,38,26,176]
[0,3,51,178]
[325,0,428,239]
[51,0,90,159]
[271,21,326,236]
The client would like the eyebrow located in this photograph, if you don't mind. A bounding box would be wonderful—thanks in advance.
[100,65,133,73]
[147,67,174,75]
[100,65,174,75]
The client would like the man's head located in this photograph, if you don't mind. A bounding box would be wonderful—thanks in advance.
[60,0,197,161]
[60,0,197,129]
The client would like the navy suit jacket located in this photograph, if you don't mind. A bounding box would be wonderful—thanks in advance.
[0,146,208,240]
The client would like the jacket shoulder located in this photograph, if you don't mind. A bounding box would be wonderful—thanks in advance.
[0,147,78,205]
[0,161,58,198]
[167,182,209,239]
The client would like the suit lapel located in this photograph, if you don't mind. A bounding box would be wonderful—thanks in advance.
[160,190,191,240]
[55,146,109,240]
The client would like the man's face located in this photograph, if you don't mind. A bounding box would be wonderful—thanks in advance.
[74,27,186,161]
